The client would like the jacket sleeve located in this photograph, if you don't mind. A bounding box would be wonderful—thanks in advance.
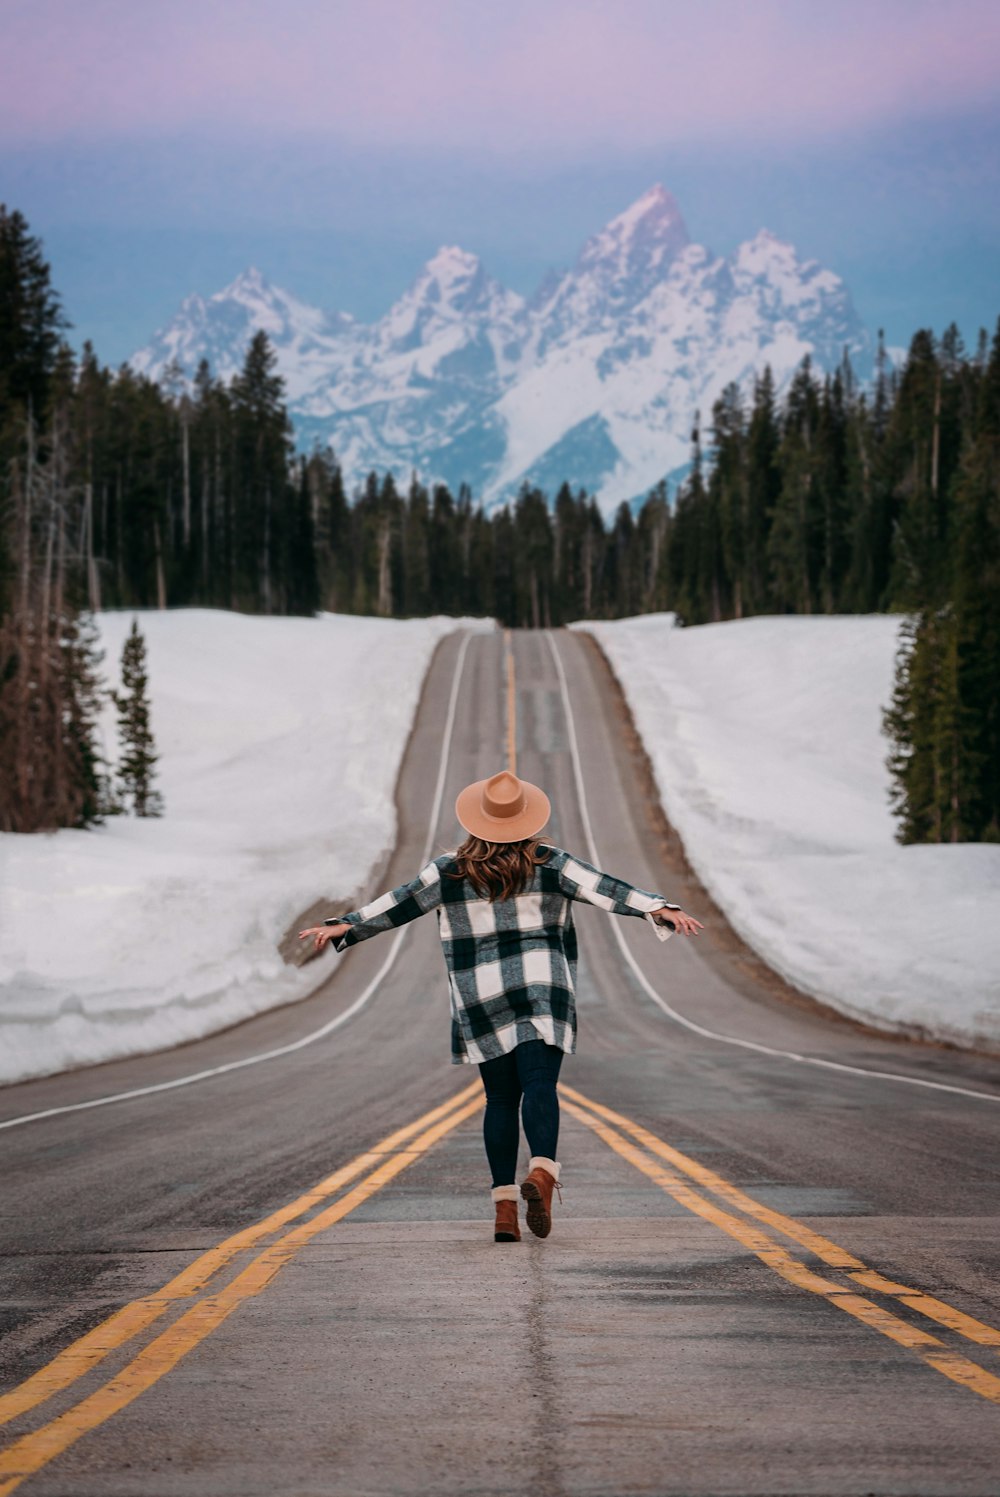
[324,858,445,953]
[552,848,681,942]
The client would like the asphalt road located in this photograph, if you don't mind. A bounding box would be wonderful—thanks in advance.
[2,626,1000,1497]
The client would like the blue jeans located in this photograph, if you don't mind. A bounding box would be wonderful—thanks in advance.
[477,1039,564,1187]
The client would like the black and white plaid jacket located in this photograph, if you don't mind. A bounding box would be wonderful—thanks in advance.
[325,846,681,1065]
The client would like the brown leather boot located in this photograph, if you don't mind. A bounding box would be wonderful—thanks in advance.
[491,1185,520,1242]
[519,1156,562,1239]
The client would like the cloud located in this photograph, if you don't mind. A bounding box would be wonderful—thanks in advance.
[3,0,1000,152]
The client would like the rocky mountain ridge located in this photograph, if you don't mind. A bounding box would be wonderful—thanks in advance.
[131,184,873,511]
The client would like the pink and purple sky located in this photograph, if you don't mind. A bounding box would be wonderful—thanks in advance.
[3,0,999,360]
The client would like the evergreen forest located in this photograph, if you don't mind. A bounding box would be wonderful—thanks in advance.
[2,205,998,842]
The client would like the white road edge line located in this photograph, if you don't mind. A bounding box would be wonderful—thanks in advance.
[546,629,1000,1106]
[0,629,477,1133]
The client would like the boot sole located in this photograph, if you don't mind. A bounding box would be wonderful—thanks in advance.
[494,1231,520,1242]
[520,1179,552,1238]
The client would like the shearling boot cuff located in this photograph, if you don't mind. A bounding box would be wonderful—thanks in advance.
[528,1156,561,1182]
[491,1184,520,1202]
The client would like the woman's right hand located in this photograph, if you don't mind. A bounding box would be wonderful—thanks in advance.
[298,923,348,952]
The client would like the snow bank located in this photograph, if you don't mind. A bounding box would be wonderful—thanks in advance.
[0,610,488,1086]
[577,612,1000,1052]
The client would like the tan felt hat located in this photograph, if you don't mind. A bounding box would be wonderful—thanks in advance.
[455,769,551,843]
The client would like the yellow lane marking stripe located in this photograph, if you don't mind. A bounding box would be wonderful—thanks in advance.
[562,1095,1000,1408]
[561,1083,1000,1352]
[846,1271,1000,1348]
[560,1082,863,1268]
[504,628,517,774]
[0,1092,484,1496]
[0,1082,482,1429]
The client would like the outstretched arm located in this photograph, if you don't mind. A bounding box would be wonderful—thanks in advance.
[299,859,444,955]
[553,848,699,942]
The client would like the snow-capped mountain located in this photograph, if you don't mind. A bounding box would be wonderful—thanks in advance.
[131,186,872,511]
[130,267,357,406]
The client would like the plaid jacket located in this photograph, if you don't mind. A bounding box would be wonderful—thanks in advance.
[325,845,681,1065]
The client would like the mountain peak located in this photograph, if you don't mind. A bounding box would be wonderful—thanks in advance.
[595,184,687,243]
[398,244,523,326]
[573,184,690,303]
[219,266,273,300]
[425,244,483,278]
[612,182,683,230]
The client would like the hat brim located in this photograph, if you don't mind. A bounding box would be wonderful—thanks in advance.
[455,777,551,843]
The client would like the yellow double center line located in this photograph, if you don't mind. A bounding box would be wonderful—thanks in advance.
[562,1083,1000,1406]
[4,1085,1000,1492]
[0,1083,484,1495]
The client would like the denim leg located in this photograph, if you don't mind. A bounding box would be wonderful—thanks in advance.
[478,1049,522,1186]
[515,1039,563,1162]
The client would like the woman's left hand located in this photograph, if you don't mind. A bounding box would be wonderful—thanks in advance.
[298,923,348,952]
[654,907,703,936]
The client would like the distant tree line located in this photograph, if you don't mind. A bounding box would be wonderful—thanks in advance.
[1,204,997,841]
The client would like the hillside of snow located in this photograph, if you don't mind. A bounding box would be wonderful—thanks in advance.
[131,184,872,515]
[0,611,486,1086]
[577,612,1000,1053]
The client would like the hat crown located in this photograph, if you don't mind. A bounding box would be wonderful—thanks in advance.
[482,770,526,820]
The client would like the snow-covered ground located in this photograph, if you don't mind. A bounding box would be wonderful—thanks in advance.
[577,612,1000,1052]
[0,610,486,1086]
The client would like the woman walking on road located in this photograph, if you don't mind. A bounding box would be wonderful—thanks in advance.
[299,770,702,1243]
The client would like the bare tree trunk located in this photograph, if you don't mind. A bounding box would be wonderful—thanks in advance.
[82,481,100,611]
[154,517,167,609]
[19,414,36,618]
[201,467,211,593]
[181,404,192,549]
[582,528,593,617]
[214,427,229,609]
[262,485,272,614]
[376,517,392,616]
[931,371,941,501]
[115,467,124,599]
[50,505,67,825]
[648,522,661,610]
[800,473,812,615]
[738,475,749,618]
[40,491,56,670]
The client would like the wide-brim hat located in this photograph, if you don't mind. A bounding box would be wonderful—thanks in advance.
[455,769,551,843]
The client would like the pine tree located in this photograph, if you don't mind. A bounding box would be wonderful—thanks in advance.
[883,605,961,844]
[0,253,116,832]
[62,609,116,825]
[0,204,69,420]
[665,418,709,624]
[710,382,747,618]
[745,365,781,613]
[402,476,432,615]
[767,358,820,613]
[814,368,851,613]
[513,486,554,627]
[286,457,320,616]
[951,316,1000,839]
[230,331,292,613]
[114,617,164,817]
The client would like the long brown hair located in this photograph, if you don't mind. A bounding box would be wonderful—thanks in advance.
[451,836,551,902]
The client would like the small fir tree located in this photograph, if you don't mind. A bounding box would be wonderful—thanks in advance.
[114,618,164,817]
[62,609,117,826]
